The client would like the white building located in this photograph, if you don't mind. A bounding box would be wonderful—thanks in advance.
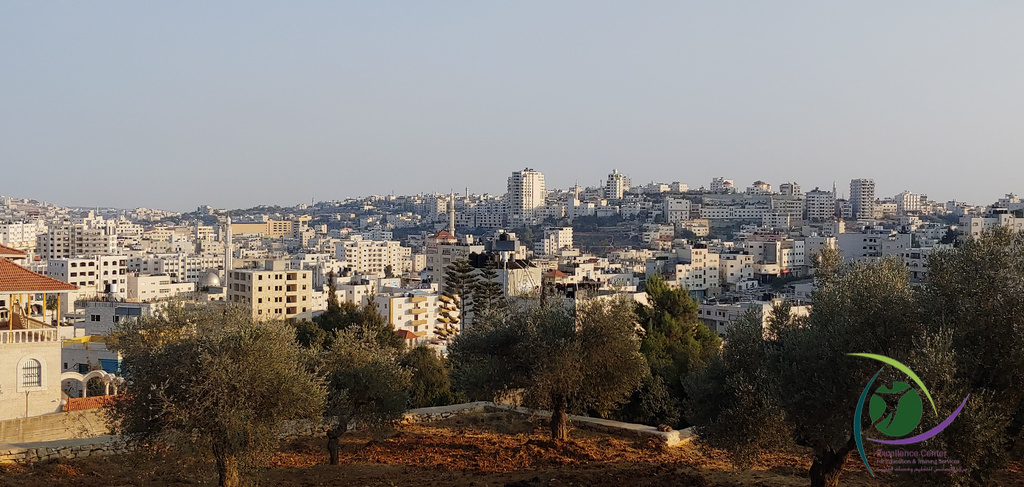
[334,236,412,276]
[836,231,912,262]
[895,191,924,216]
[710,177,735,194]
[804,188,836,221]
[36,224,117,259]
[126,274,196,302]
[507,168,546,225]
[374,290,458,347]
[605,169,631,200]
[664,197,692,223]
[718,252,755,291]
[1,250,78,420]
[0,220,46,251]
[850,179,875,221]
[225,260,314,320]
[779,182,802,196]
[746,181,772,195]
[960,211,1024,238]
[535,227,574,255]
[45,256,128,313]
[699,299,811,337]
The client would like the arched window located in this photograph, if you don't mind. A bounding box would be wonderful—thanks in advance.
[22,359,42,388]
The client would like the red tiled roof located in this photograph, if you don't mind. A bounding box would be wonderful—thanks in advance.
[0,258,79,292]
[0,243,26,258]
[63,395,117,412]
[543,270,569,278]
[397,329,418,339]
[430,230,456,240]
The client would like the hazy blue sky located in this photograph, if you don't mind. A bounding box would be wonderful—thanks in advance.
[2,2,1022,211]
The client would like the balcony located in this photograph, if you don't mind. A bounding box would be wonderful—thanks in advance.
[0,328,59,344]
[406,307,428,315]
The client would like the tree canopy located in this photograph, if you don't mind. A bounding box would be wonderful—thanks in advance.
[449,298,646,440]
[617,274,720,428]
[400,345,460,409]
[322,326,411,465]
[107,304,325,487]
[686,250,921,487]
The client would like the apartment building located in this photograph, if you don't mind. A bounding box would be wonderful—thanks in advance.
[741,234,806,279]
[36,224,117,259]
[126,274,195,302]
[424,231,485,289]
[0,220,46,251]
[45,256,128,311]
[535,227,574,255]
[895,191,925,216]
[699,299,810,337]
[960,210,1024,238]
[900,247,935,283]
[334,236,411,276]
[719,251,755,290]
[804,188,836,221]
[709,177,735,194]
[850,179,876,221]
[779,182,802,196]
[373,291,457,346]
[605,169,631,200]
[653,244,720,299]
[230,215,312,239]
[507,168,546,225]
[225,261,313,320]
[836,230,912,262]
[664,196,692,223]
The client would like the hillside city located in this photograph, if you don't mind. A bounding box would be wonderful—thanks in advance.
[4,168,1024,487]
[2,168,1023,400]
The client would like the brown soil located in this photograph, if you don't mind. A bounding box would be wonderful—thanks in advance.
[0,412,1020,486]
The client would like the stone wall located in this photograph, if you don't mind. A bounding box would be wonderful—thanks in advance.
[1,401,692,465]
[402,401,693,447]
[0,409,109,444]
[400,401,492,424]
[0,436,127,464]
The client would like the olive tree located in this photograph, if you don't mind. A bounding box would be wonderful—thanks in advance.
[323,326,411,465]
[686,251,923,487]
[449,298,646,440]
[908,227,1024,485]
[107,304,325,487]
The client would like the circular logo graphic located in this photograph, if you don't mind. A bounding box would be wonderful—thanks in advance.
[869,381,923,437]
[848,353,971,477]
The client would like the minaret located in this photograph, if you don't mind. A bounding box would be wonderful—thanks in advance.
[224,217,233,273]
[448,191,456,236]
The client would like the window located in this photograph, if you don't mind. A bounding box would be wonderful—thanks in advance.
[21,359,42,388]
[90,315,100,322]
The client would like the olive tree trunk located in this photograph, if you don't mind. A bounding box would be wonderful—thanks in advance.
[550,394,568,441]
[212,442,240,487]
[326,427,343,466]
[808,441,855,487]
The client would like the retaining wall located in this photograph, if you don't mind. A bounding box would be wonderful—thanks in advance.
[0,436,127,464]
[402,401,693,447]
[1,401,692,465]
[0,409,109,444]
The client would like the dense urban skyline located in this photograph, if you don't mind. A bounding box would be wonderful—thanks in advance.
[3,2,1023,211]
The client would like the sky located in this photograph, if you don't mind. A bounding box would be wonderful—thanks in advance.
[2,2,1023,212]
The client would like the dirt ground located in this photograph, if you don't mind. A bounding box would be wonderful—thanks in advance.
[0,412,1020,486]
